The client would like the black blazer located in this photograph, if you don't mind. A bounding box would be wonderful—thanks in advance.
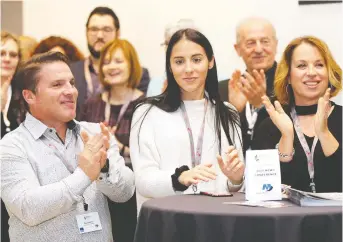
[70,60,151,119]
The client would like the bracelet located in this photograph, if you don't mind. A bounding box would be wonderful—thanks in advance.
[275,143,295,158]
[171,165,190,191]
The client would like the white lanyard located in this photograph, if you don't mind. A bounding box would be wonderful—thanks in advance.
[290,107,318,193]
[245,102,258,137]
[3,86,12,129]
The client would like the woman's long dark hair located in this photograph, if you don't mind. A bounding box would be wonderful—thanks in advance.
[134,28,241,153]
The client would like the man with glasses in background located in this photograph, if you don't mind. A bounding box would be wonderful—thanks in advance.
[70,6,150,118]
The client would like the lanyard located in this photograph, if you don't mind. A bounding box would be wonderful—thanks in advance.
[41,132,89,210]
[180,99,208,168]
[40,135,77,174]
[180,99,208,192]
[245,102,258,137]
[104,91,133,129]
[3,86,12,132]
[290,107,318,193]
[84,58,94,94]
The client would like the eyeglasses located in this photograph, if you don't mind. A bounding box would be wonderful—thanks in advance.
[87,26,115,36]
[1,50,19,59]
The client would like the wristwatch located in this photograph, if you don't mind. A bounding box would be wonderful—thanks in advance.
[101,158,110,173]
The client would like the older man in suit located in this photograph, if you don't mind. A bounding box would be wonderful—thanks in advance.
[70,6,150,119]
[218,17,278,154]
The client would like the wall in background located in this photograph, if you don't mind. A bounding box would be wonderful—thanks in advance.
[22,0,342,102]
[1,1,23,35]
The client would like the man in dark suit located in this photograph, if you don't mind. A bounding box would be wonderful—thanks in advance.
[70,7,150,118]
[218,17,278,154]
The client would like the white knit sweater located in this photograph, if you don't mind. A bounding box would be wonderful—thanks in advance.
[130,99,244,212]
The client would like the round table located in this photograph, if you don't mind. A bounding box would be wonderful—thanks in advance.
[134,193,342,242]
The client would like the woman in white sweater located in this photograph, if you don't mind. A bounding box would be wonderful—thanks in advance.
[130,28,245,212]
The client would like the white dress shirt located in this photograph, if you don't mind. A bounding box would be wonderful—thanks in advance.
[1,113,135,242]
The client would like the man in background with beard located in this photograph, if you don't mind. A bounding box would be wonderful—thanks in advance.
[70,7,150,118]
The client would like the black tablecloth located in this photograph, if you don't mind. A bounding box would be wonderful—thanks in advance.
[134,193,342,242]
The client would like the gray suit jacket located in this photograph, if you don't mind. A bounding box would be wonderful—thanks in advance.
[70,60,150,118]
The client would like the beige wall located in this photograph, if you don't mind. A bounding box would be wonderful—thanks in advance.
[22,0,342,76]
[1,1,23,35]
[19,0,343,102]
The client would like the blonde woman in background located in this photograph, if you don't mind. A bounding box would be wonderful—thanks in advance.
[18,35,37,61]
[253,36,342,193]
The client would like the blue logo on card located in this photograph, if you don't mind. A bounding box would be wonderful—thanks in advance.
[80,227,84,232]
[262,184,273,192]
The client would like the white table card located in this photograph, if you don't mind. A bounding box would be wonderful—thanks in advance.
[245,149,282,201]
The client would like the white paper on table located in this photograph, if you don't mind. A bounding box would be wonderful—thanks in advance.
[223,201,290,208]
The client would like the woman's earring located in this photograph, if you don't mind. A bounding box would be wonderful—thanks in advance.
[328,82,333,89]
[286,83,290,95]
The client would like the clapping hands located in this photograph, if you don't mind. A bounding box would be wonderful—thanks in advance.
[228,69,267,111]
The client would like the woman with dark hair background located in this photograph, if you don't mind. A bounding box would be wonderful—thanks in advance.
[33,36,84,62]
[130,28,245,213]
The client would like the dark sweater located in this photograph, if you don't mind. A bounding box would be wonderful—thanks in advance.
[252,104,342,193]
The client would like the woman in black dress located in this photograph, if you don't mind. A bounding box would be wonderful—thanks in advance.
[253,36,342,193]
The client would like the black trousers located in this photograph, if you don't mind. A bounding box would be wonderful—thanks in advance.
[109,162,137,242]
[109,192,137,242]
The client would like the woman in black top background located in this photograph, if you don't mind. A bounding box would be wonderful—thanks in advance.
[252,36,342,193]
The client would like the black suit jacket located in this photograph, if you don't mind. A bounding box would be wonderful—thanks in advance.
[70,60,150,119]
[218,62,277,154]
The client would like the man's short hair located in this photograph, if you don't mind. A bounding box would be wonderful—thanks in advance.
[86,6,120,31]
[235,17,277,44]
[13,52,70,112]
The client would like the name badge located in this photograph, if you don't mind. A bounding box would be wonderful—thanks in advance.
[76,212,102,234]
[245,149,282,201]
